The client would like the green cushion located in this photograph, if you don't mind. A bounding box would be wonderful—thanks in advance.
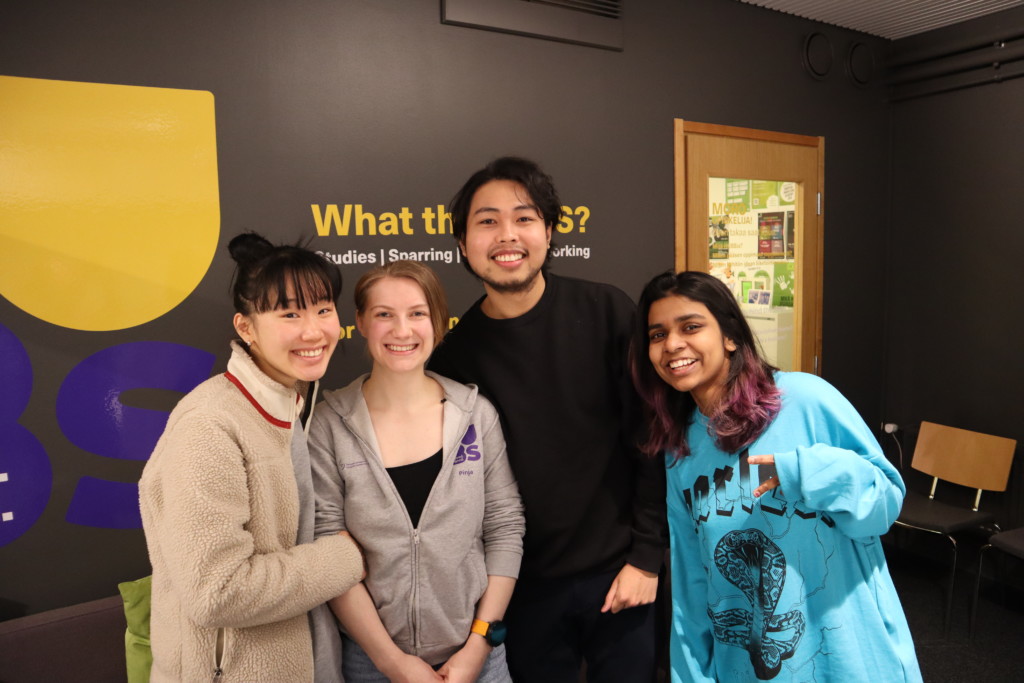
[118,575,152,683]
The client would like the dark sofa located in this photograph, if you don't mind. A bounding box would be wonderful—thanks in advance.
[0,596,126,683]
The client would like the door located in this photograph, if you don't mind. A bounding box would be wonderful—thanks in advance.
[673,120,824,374]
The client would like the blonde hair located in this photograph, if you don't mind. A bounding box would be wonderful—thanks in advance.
[353,261,449,348]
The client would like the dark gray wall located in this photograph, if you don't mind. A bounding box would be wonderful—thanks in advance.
[0,0,893,615]
[886,56,1024,528]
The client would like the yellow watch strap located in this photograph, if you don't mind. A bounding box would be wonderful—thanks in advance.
[471,619,490,638]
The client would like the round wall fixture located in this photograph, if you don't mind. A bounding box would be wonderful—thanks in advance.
[846,41,874,86]
[802,32,833,80]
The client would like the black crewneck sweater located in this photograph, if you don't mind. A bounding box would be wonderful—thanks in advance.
[430,274,666,580]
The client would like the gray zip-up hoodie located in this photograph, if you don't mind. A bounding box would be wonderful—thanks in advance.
[308,372,525,665]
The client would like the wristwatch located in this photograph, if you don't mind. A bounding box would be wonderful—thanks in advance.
[470,618,507,647]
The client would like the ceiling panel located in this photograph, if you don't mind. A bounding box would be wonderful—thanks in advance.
[735,0,1024,39]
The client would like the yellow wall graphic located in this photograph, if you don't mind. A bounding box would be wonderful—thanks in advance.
[0,76,219,331]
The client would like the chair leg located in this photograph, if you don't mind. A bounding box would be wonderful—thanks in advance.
[944,535,958,638]
[997,548,1008,605]
[971,544,990,642]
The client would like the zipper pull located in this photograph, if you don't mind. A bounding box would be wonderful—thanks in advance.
[214,668,223,678]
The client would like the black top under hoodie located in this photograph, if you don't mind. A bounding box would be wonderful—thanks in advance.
[429,274,667,581]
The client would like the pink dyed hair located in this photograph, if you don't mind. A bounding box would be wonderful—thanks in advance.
[630,271,781,458]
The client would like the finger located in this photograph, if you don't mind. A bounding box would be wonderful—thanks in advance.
[600,579,618,613]
[753,476,780,497]
[753,476,774,496]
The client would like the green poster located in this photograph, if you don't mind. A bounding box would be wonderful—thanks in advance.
[750,180,797,209]
[773,262,795,307]
[751,180,778,209]
[725,179,750,212]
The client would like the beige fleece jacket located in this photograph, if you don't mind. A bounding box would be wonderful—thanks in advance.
[140,344,363,683]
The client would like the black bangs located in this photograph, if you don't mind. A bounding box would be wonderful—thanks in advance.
[244,248,342,314]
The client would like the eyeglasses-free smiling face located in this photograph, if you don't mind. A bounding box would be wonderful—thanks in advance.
[647,294,737,414]
[460,179,552,296]
[234,283,341,389]
[356,276,434,374]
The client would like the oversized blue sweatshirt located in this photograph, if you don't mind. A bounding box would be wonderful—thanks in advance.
[667,372,922,682]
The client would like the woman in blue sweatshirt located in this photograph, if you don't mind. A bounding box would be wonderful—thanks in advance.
[629,270,922,683]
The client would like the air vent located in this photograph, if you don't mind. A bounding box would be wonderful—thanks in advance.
[532,0,622,20]
[442,0,624,51]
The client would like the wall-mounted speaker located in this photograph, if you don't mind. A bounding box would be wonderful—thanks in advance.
[802,32,834,80]
[846,41,875,86]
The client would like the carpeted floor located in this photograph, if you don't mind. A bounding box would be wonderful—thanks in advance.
[886,543,1024,683]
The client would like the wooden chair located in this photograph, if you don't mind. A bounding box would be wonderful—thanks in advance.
[893,421,1017,636]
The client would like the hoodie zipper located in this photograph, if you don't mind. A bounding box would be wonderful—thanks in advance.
[411,528,421,650]
[338,393,461,656]
[341,418,424,651]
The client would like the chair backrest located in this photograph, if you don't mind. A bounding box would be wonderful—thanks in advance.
[911,421,1017,492]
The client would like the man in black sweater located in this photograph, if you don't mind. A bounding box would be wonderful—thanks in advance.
[429,157,666,682]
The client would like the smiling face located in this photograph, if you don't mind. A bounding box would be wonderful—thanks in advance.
[357,276,434,375]
[234,282,341,389]
[460,179,552,297]
[647,294,737,414]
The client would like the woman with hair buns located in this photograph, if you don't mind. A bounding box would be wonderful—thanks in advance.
[139,232,365,683]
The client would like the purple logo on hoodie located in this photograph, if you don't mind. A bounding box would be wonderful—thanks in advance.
[453,424,481,465]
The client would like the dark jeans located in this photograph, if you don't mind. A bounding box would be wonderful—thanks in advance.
[504,568,658,683]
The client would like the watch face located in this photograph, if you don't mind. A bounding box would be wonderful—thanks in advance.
[488,620,507,646]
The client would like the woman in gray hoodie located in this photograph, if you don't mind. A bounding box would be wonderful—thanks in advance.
[309,260,525,683]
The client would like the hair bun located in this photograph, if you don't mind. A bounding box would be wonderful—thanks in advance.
[228,231,275,267]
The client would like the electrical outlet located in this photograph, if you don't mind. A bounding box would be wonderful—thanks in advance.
[883,423,899,434]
